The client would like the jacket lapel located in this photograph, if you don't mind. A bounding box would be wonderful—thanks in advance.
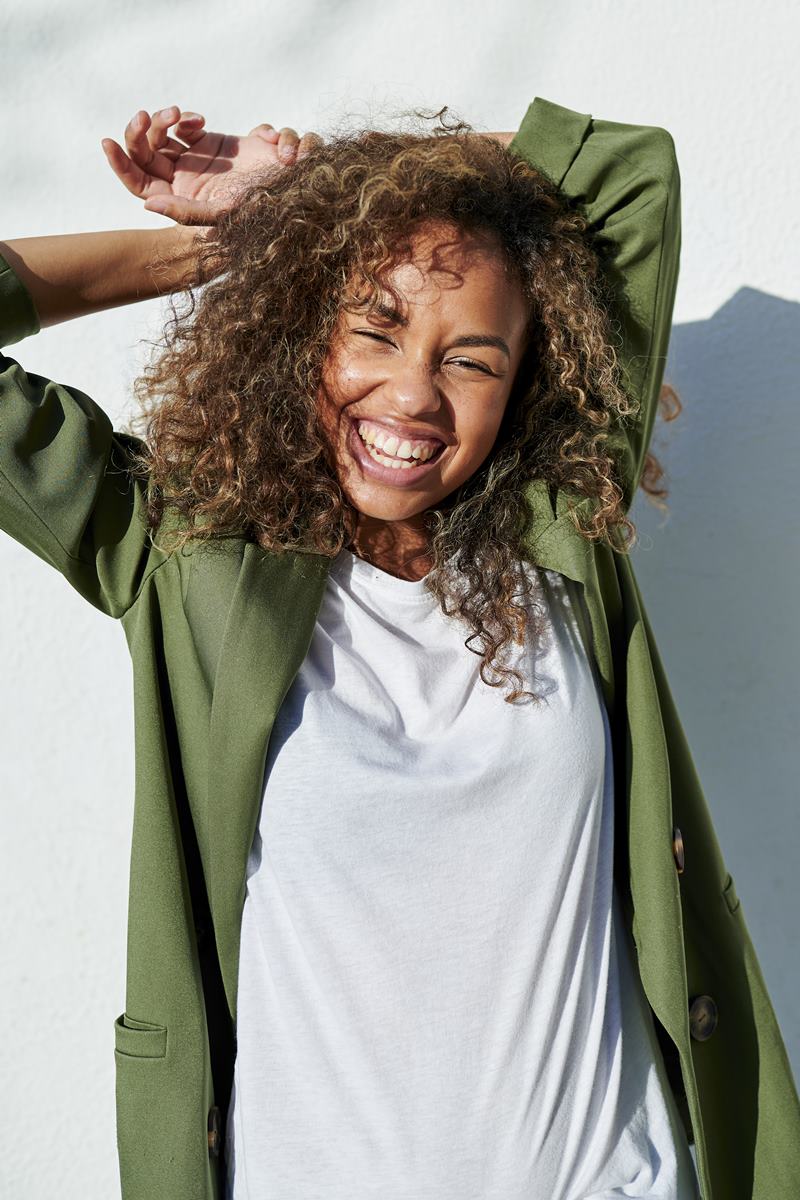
[205,541,331,1023]
[205,479,615,1025]
[520,481,618,719]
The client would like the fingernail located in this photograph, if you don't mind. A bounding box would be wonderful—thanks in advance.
[279,145,294,160]
[159,108,174,119]
[145,198,169,212]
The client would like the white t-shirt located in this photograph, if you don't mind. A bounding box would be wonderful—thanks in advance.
[225,548,700,1200]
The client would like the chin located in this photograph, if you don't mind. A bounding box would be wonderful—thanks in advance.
[345,486,432,523]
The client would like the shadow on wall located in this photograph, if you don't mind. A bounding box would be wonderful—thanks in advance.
[630,286,800,1081]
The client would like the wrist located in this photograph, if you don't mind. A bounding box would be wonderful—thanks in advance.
[480,132,516,147]
[149,224,217,291]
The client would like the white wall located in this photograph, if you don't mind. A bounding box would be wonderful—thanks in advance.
[1,1,798,1194]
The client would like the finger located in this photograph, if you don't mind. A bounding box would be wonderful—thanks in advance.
[296,131,325,159]
[148,105,180,149]
[123,110,174,182]
[249,122,280,143]
[147,105,188,162]
[123,111,154,166]
[143,194,217,226]
[277,126,300,162]
[101,137,153,198]
[174,111,207,146]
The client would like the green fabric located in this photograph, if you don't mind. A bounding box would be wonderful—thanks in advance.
[0,257,39,344]
[510,96,682,514]
[2,97,799,1200]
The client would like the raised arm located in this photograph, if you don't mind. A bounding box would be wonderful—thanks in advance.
[2,101,322,328]
[0,225,207,328]
[1,103,313,617]
[505,97,682,514]
[0,241,195,618]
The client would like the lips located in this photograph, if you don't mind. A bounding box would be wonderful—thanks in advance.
[353,416,447,455]
[346,417,448,487]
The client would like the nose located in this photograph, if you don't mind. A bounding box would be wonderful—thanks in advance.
[378,361,443,418]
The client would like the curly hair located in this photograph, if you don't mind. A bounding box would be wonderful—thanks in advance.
[124,108,681,704]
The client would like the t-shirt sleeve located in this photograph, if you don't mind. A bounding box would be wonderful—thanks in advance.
[508,96,682,513]
[0,251,166,618]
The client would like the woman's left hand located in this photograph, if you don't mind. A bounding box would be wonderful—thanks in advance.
[102,106,324,225]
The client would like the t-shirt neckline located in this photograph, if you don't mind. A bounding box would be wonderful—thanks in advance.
[330,547,436,604]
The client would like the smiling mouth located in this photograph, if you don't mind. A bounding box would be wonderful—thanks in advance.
[351,418,447,470]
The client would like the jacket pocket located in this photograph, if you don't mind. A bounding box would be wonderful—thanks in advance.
[114,1011,168,1059]
[721,872,741,915]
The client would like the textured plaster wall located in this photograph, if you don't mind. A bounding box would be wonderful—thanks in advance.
[1,0,798,1194]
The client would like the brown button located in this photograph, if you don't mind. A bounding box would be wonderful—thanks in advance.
[208,1106,222,1158]
[672,826,685,874]
[689,995,718,1041]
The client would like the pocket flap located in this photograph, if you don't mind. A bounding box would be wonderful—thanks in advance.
[114,1012,168,1059]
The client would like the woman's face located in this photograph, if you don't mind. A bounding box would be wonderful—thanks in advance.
[317,221,530,525]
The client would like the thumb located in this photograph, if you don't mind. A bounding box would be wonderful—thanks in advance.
[144,195,218,225]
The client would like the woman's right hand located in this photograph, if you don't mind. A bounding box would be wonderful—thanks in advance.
[102,106,324,225]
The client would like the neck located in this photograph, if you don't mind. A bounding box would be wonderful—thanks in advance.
[349,514,433,581]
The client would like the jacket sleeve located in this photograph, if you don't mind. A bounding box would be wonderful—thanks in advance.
[0,252,166,618]
[508,96,682,513]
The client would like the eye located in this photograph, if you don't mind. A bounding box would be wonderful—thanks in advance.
[355,330,394,344]
[447,358,493,375]
[353,331,495,376]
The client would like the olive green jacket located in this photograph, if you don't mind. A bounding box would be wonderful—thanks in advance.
[2,97,798,1200]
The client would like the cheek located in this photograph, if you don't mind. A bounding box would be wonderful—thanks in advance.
[319,358,384,455]
[452,407,506,467]
[317,357,358,436]
[323,351,374,406]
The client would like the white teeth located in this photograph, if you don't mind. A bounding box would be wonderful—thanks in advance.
[356,421,443,467]
[364,443,431,470]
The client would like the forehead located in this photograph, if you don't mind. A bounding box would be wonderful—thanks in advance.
[347,221,523,321]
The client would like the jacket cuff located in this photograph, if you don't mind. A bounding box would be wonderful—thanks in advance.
[0,252,41,346]
[508,97,593,189]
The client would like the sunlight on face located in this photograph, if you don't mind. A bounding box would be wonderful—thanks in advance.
[317,220,530,525]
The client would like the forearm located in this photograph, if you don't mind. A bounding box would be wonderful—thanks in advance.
[482,132,516,147]
[0,225,212,328]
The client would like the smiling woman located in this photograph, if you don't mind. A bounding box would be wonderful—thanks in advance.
[317,222,530,570]
[2,96,798,1200]
[127,119,641,703]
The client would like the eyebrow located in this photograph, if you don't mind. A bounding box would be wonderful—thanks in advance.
[369,301,511,360]
[449,333,511,360]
